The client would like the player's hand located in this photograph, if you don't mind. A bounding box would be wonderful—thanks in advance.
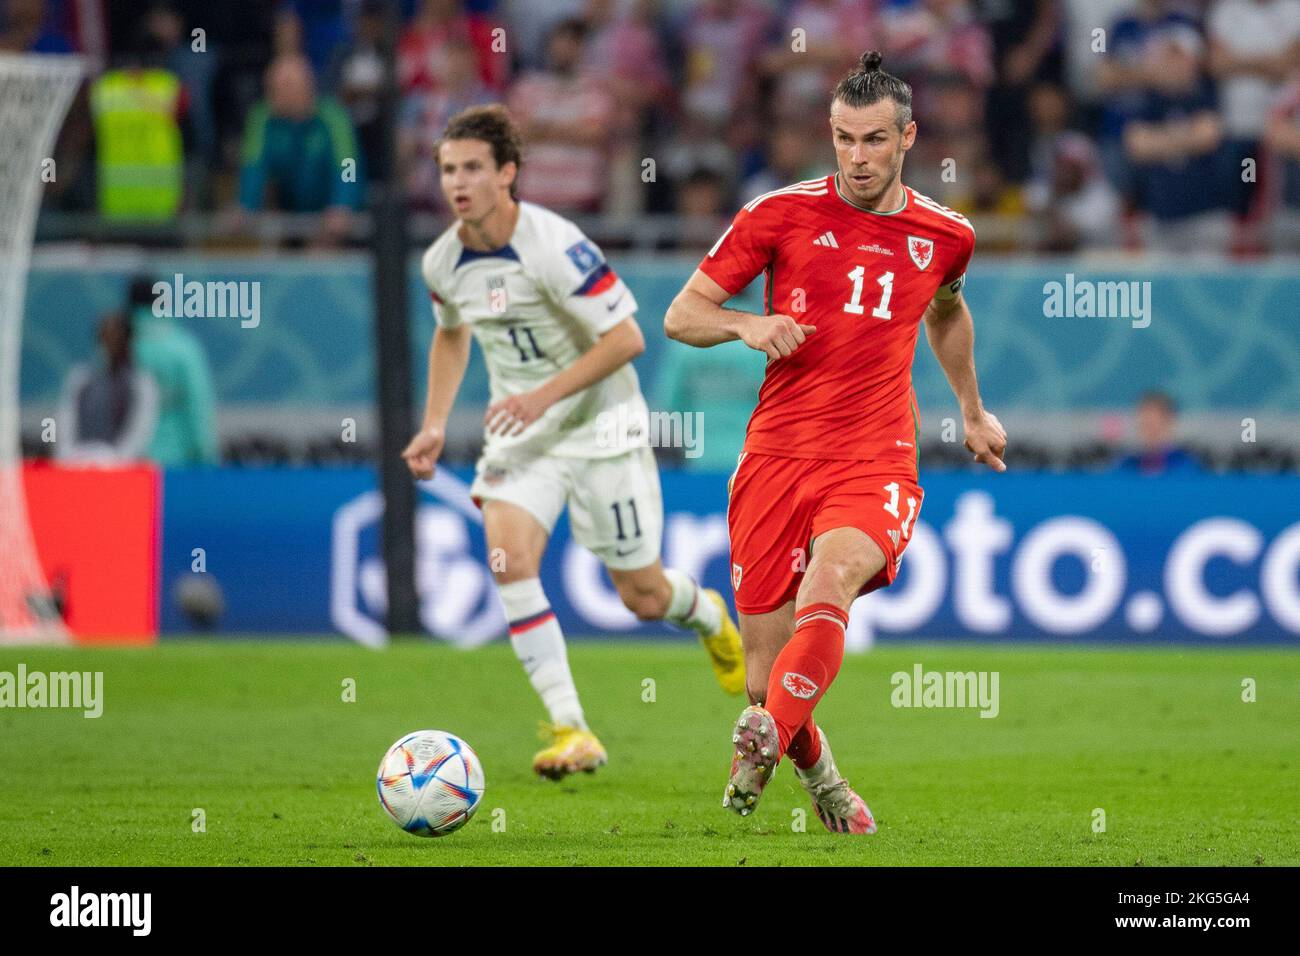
[964,410,1007,473]
[485,389,551,437]
[739,313,817,361]
[401,424,445,480]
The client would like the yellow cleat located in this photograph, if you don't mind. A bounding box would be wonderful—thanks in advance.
[700,589,746,696]
[532,723,608,780]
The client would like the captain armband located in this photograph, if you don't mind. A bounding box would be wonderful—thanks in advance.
[933,273,965,300]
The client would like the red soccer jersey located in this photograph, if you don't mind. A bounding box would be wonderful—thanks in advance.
[698,173,975,473]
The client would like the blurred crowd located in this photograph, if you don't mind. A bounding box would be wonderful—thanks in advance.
[7,0,1300,253]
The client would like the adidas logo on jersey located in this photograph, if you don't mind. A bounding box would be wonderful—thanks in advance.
[812,231,839,248]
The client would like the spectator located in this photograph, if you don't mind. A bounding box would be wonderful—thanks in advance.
[1263,70,1300,249]
[676,0,774,126]
[1095,1,1202,204]
[582,0,670,123]
[1026,132,1121,251]
[1123,27,1229,253]
[760,0,878,117]
[741,124,821,203]
[904,70,989,203]
[980,0,1063,184]
[883,0,996,112]
[335,1,388,183]
[1112,391,1201,475]
[280,0,351,81]
[1025,82,1071,186]
[56,313,158,464]
[89,36,186,221]
[671,167,730,249]
[145,2,221,210]
[126,277,219,467]
[949,154,1028,251]
[658,109,740,211]
[238,54,365,245]
[400,43,495,210]
[1207,0,1300,223]
[581,0,672,216]
[0,0,73,53]
[507,17,614,213]
[399,0,507,97]
[1058,0,1148,107]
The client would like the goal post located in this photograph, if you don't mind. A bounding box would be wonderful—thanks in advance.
[0,54,84,643]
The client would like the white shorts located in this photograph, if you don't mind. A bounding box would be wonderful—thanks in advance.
[469,444,663,570]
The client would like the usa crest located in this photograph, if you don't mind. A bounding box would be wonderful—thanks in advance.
[486,275,508,314]
[907,235,935,271]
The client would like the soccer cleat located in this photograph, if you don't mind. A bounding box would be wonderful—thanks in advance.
[700,589,746,695]
[531,723,607,780]
[722,705,778,816]
[795,728,877,834]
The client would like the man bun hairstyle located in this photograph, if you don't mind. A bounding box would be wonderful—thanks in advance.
[440,104,523,200]
[832,50,913,130]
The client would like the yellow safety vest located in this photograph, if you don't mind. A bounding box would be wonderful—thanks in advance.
[90,69,183,220]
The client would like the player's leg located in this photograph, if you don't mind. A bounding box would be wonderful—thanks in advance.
[474,459,607,780]
[764,525,884,757]
[725,536,882,820]
[774,527,886,834]
[569,446,745,694]
[605,559,744,695]
[731,603,837,801]
[720,453,817,815]
[778,472,922,833]
[737,603,794,705]
[720,602,792,815]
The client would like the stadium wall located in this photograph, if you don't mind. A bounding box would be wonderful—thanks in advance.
[22,253,1300,417]
[149,465,1300,646]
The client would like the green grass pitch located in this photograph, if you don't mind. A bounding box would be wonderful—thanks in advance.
[1,640,1296,866]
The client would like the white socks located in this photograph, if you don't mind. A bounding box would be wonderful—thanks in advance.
[497,578,586,731]
[663,568,723,637]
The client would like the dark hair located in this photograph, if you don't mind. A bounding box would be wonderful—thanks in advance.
[831,51,913,130]
[439,104,523,200]
[127,276,157,310]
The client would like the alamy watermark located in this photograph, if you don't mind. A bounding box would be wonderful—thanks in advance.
[1042,273,1151,328]
[0,665,103,718]
[595,403,704,459]
[50,886,150,935]
[153,273,260,328]
[891,663,999,718]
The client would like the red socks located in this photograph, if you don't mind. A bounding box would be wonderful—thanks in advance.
[765,602,847,764]
[786,718,822,770]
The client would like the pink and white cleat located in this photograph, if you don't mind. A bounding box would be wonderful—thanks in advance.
[795,729,877,834]
[722,705,779,817]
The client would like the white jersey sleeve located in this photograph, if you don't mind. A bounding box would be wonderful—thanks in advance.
[534,219,638,336]
[420,239,464,329]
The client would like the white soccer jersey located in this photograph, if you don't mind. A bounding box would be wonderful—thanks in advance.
[421,201,648,459]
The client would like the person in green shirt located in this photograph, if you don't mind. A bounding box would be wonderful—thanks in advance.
[238,53,365,246]
[127,277,219,466]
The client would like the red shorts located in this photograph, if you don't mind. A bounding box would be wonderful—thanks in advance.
[726,453,924,615]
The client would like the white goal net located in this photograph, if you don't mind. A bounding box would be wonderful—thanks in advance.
[0,54,83,643]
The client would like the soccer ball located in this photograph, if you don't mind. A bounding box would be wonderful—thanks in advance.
[376,730,485,837]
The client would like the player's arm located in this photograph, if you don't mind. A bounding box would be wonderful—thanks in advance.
[923,290,1007,473]
[484,317,645,437]
[664,269,816,359]
[403,323,472,480]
